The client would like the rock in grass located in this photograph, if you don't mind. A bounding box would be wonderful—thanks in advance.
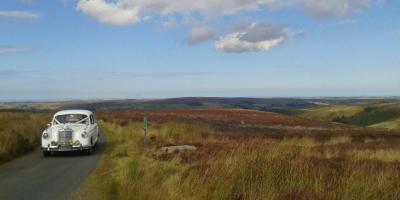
[161,145,197,154]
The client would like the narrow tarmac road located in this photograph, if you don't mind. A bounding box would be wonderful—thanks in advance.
[0,131,106,200]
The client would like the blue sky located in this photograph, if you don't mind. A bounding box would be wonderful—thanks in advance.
[0,0,399,100]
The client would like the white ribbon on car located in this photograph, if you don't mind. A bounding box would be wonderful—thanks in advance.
[54,118,61,125]
[76,116,89,124]
[53,116,89,124]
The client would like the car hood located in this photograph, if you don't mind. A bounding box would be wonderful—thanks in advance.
[49,124,87,134]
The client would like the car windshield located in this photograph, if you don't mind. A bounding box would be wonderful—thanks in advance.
[54,114,88,124]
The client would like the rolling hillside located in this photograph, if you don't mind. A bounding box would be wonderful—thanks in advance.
[297,102,400,130]
[298,105,364,121]
[0,98,315,111]
[2,97,399,112]
[370,118,400,130]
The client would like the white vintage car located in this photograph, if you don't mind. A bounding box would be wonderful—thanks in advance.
[41,110,99,156]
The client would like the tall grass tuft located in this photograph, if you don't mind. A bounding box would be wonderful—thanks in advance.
[0,112,51,163]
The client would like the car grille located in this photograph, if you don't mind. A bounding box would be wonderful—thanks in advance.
[58,130,73,146]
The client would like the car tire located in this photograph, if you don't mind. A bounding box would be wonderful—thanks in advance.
[43,151,51,157]
[93,140,98,149]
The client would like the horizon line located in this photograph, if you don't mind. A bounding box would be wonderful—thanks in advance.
[1,96,400,103]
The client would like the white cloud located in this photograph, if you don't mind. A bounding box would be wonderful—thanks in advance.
[215,22,294,53]
[0,47,31,54]
[0,10,40,20]
[76,0,296,26]
[162,16,177,29]
[76,0,380,26]
[77,0,140,25]
[186,26,215,45]
[303,0,372,17]
[75,0,381,53]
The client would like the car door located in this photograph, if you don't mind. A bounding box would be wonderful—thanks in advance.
[89,114,99,144]
[85,114,96,146]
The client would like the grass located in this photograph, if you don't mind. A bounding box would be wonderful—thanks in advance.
[0,111,51,164]
[370,118,400,130]
[73,116,400,200]
[341,103,400,127]
[348,149,400,162]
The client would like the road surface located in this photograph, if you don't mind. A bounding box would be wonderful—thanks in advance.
[0,132,106,200]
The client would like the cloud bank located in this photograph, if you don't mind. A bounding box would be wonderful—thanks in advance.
[76,0,379,53]
[0,10,40,20]
[77,0,377,25]
[77,0,291,25]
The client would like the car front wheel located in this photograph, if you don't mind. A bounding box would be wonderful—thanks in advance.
[83,147,92,155]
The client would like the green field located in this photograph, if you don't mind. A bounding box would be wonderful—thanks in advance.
[298,105,364,121]
[297,102,400,130]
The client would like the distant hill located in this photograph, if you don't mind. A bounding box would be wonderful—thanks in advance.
[60,97,315,111]
[296,102,400,130]
[2,97,399,114]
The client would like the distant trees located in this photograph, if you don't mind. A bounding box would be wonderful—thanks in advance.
[332,115,348,124]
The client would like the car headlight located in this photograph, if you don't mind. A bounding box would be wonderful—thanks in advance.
[81,131,88,138]
[73,140,81,146]
[42,132,49,139]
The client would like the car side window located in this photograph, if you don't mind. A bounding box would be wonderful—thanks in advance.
[90,115,95,125]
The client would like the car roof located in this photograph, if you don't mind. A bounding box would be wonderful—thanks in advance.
[54,109,93,116]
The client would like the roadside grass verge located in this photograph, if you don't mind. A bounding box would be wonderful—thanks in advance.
[73,119,400,200]
[0,112,51,164]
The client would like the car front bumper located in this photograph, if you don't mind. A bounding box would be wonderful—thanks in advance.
[41,145,91,152]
